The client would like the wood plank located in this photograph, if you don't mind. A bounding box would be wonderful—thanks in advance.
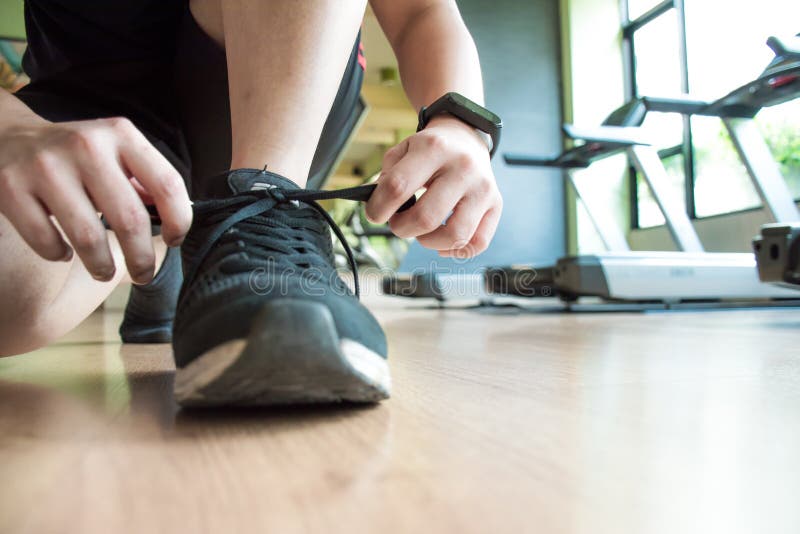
[1,295,799,533]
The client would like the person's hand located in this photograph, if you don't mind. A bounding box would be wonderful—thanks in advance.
[0,116,192,283]
[365,115,502,258]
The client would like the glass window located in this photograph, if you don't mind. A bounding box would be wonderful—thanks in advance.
[635,111,685,227]
[632,9,684,97]
[758,100,800,198]
[692,116,760,217]
[637,153,685,227]
[685,0,800,100]
[640,110,683,148]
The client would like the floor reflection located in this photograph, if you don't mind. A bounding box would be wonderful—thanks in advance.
[0,340,390,445]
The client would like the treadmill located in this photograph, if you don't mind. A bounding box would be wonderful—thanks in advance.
[752,35,800,289]
[494,34,800,304]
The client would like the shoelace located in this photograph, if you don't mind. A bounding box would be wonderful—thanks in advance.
[181,184,415,299]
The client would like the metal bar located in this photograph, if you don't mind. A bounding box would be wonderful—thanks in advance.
[682,116,696,219]
[674,0,690,93]
[619,0,631,25]
[628,167,640,229]
[621,12,636,101]
[642,95,711,114]
[567,171,631,252]
[723,118,800,223]
[623,32,639,227]
[658,144,683,159]
[622,0,675,36]
[629,145,705,252]
[673,0,696,219]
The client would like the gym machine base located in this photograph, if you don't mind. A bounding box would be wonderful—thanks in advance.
[754,223,800,288]
[553,252,799,302]
[382,272,491,304]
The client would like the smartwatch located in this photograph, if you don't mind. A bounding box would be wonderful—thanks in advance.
[417,92,503,158]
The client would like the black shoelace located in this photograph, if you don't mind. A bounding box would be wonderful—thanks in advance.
[181,184,415,299]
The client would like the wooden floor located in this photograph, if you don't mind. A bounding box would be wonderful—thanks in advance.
[1,292,800,534]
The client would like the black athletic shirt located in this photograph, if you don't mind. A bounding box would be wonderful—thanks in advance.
[22,0,185,82]
[17,0,366,190]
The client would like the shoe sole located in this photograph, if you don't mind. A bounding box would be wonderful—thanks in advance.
[120,325,173,344]
[174,299,391,407]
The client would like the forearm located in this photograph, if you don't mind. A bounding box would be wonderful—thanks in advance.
[379,2,484,110]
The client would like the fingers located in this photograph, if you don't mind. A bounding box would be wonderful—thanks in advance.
[365,136,447,224]
[0,117,187,281]
[439,204,502,259]
[370,119,505,257]
[37,168,116,281]
[391,173,501,257]
[415,194,487,251]
[79,151,156,284]
[0,188,72,262]
[111,118,192,246]
[388,171,469,239]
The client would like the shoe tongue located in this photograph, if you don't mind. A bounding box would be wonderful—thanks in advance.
[227,169,301,195]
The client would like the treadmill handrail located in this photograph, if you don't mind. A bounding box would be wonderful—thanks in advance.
[640,95,712,115]
[504,125,652,169]
[768,35,800,58]
[503,154,586,168]
[702,64,800,118]
[562,124,652,145]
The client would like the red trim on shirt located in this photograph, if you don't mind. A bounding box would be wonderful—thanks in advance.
[357,42,366,71]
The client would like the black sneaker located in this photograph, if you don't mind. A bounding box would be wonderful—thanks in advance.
[119,246,182,343]
[172,169,412,407]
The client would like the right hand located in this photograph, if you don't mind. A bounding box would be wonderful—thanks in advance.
[0,116,192,284]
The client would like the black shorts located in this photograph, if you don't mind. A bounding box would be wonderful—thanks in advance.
[14,7,364,195]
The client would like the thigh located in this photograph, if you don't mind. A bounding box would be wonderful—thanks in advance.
[0,206,124,356]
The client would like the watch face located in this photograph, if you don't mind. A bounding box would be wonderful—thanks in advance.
[448,92,502,125]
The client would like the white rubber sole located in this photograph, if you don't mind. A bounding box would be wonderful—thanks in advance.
[174,299,391,407]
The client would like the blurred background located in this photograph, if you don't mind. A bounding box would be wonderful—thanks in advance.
[1,0,798,271]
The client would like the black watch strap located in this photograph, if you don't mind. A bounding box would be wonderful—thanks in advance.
[417,92,502,158]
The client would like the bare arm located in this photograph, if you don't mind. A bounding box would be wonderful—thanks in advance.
[370,0,484,109]
[0,89,188,355]
[366,0,502,258]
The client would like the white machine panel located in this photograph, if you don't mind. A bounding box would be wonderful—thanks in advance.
[596,252,800,300]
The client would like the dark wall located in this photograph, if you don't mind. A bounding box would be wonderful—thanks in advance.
[398,0,565,273]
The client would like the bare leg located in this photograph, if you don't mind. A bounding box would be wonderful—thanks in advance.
[0,214,167,356]
[190,0,367,186]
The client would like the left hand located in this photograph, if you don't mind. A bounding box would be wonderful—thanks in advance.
[365,115,502,258]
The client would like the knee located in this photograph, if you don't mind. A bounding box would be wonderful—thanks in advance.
[0,326,50,357]
[0,309,58,357]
